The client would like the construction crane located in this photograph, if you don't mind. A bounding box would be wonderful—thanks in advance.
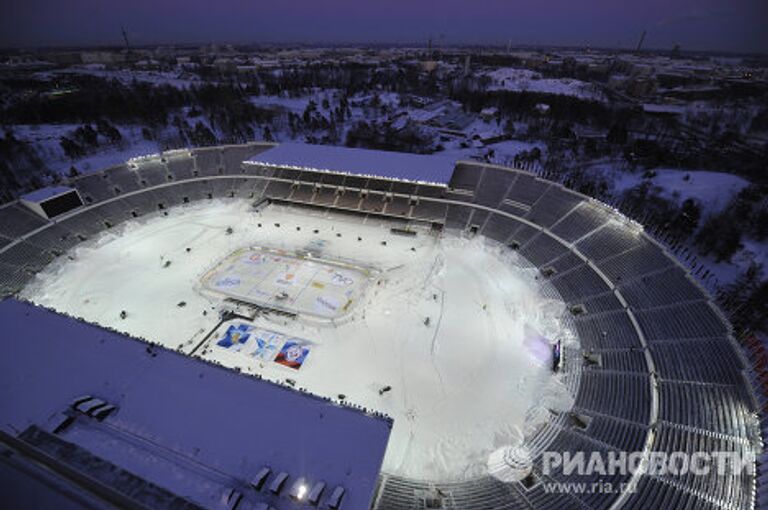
[635,30,646,53]
[121,25,131,50]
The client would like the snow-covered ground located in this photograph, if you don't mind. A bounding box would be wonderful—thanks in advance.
[612,168,750,212]
[21,200,577,482]
[10,124,162,175]
[484,68,606,102]
[250,94,314,114]
[34,67,204,89]
[586,164,757,285]
[700,237,768,284]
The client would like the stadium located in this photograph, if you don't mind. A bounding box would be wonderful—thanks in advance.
[0,141,763,510]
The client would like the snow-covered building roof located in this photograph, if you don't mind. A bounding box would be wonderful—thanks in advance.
[0,298,392,509]
[247,143,457,186]
[642,103,686,115]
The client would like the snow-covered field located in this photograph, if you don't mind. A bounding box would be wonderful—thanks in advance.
[21,200,577,481]
[485,68,606,102]
[613,168,750,212]
[250,94,315,113]
[10,124,162,175]
[584,163,756,284]
[34,67,204,89]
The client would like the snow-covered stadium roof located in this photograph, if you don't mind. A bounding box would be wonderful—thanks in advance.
[246,143,457,186]
[0,298,392,509]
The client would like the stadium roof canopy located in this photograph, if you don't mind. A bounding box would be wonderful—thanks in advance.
[0,298,392,509]
[20,186,76,203]
[246,143,457,186]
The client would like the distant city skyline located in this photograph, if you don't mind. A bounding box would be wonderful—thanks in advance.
[1,0,766,54]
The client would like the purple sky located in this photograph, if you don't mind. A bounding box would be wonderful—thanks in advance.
[1,0,766,53]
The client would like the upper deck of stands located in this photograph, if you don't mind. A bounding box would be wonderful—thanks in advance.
[247,143,457,186]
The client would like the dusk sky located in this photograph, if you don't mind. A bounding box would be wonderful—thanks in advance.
[1,0,766,53]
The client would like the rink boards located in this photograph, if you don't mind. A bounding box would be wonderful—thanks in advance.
[201,247,370,319]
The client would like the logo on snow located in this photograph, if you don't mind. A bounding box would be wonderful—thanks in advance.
[252,332,281,361]
[216,276,241,288]
[274,341,311,370]
[316,295,339,311]
[245,253,266,265]
[216,323,253,351]
[330,272,354,286]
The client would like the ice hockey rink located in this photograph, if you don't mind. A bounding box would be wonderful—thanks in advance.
[21,199,577,482]
[201,247,371,320]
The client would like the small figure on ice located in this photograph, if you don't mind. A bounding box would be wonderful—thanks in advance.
[378,385,392,396]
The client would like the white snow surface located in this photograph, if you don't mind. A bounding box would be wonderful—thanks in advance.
[613,168,750,212]
[22,200,577,481]
[10,124,162,176]
[249,143,457,185]
[484,68,606,101]
[34,67,203,89]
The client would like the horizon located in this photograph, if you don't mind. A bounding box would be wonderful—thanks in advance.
[1,0,766,54]
[3,41,767,59]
